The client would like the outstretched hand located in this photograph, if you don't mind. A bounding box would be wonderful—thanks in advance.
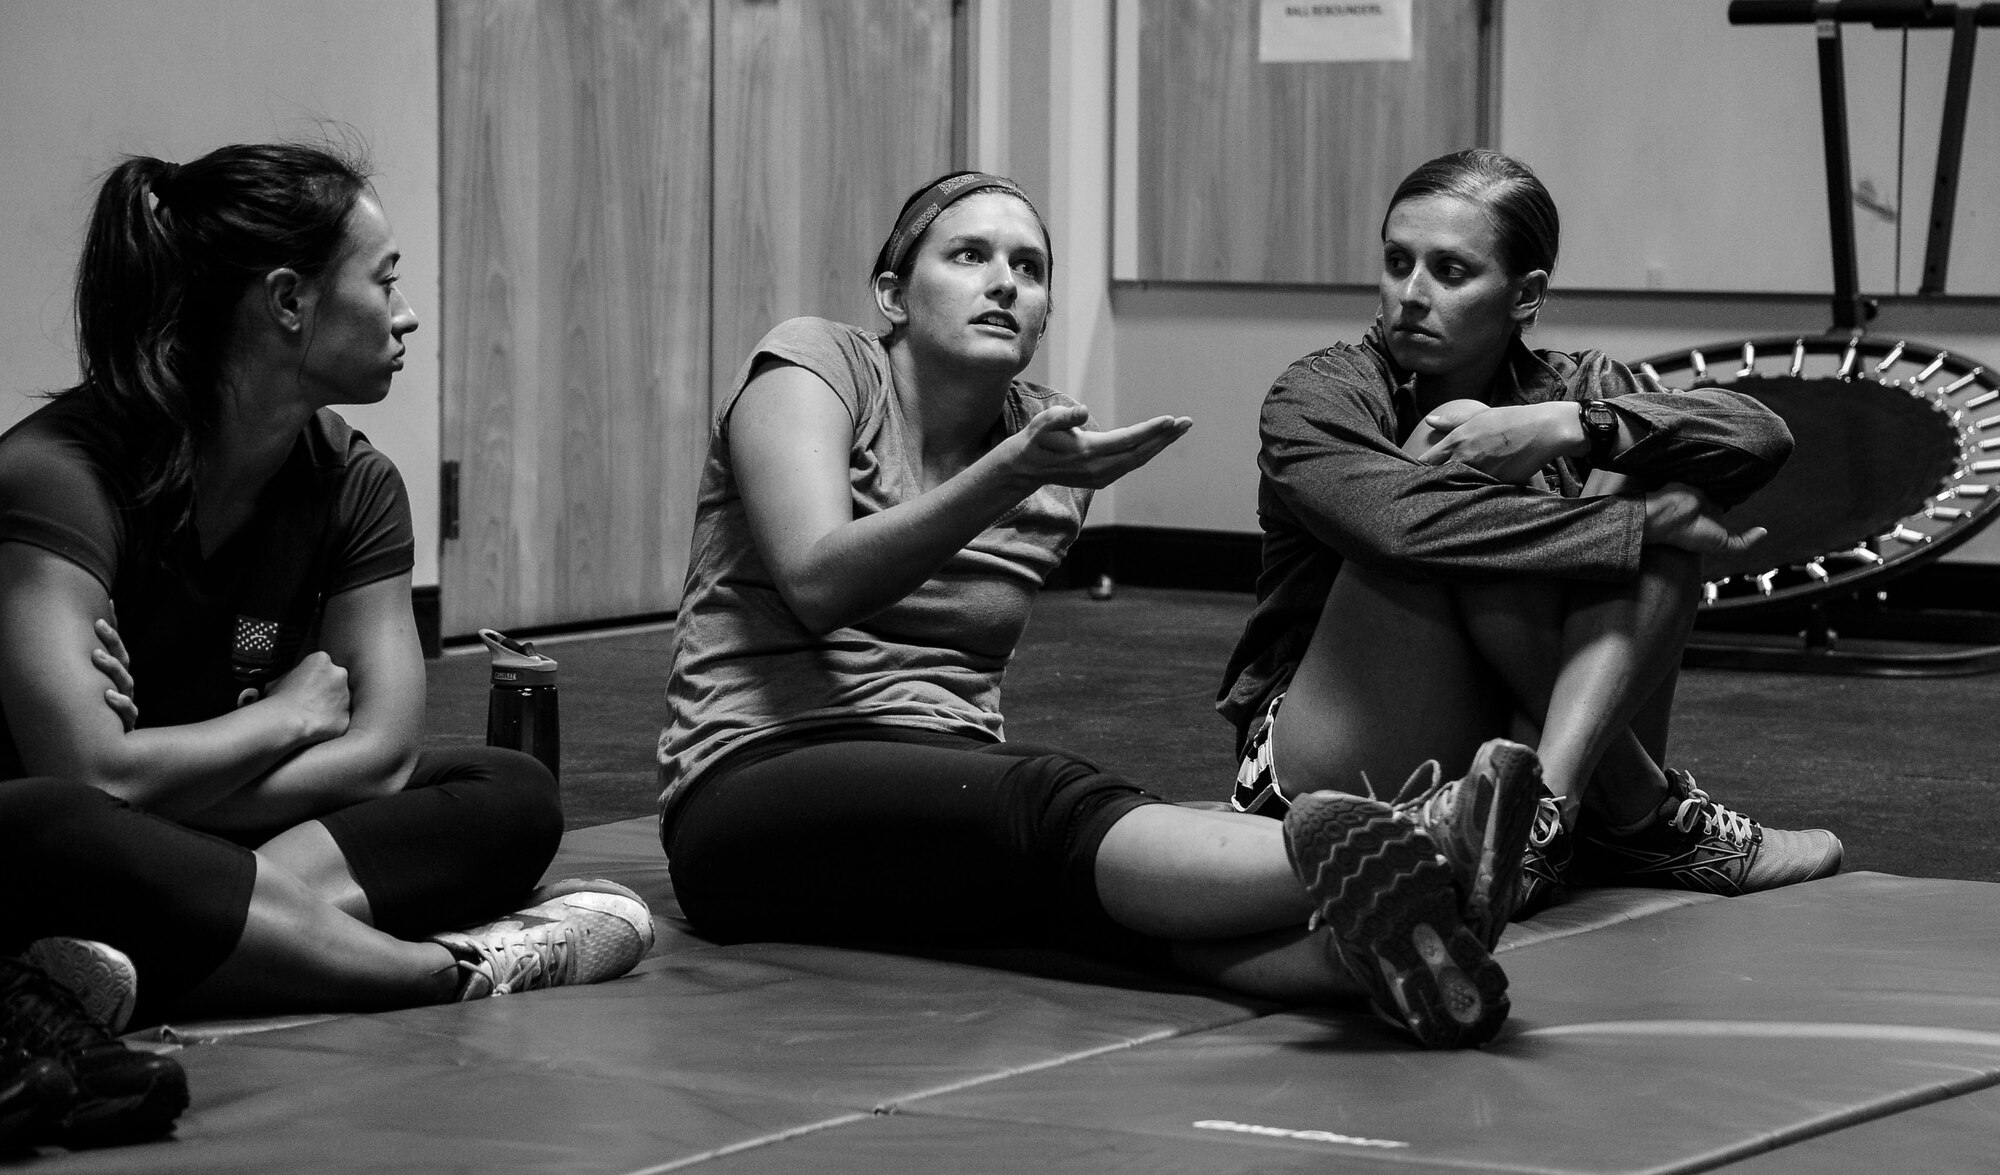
[1644,483,1767,554]
[1414,400,1582,486]
[1008,404,1193,491]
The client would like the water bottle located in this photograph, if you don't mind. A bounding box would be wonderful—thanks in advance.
[480,628,560,783]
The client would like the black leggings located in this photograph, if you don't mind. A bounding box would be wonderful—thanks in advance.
[663,726,1165,960]
[0,747,560,1022]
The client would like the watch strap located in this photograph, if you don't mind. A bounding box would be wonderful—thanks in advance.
[1580,399,1618,464]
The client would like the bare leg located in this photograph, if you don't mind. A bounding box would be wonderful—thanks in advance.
[1094,804,1309,937]
[1271,567,1512,799]
[174,855,459,1017]
[1093,805,1360,1002]
[1169,929,1358,1003]
[258,820,373,925]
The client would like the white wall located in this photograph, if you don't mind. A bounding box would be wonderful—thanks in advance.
[0,0,442,585]
[1502,0,2000,296]
[995,0,2000,565]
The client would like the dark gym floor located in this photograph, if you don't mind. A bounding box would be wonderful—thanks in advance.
[424,587,2000,884]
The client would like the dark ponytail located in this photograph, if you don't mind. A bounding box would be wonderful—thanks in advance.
[69,142,372,510]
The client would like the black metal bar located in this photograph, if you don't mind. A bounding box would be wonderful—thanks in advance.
[1729,0,2000,27]
[1919,5,1980,293]
[1731,0,1930,24]
[440,459,461,541]
[1815,10,1866,330]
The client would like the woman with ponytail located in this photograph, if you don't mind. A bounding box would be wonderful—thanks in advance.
[0,144,650,1064]
[1219,149,1843,924]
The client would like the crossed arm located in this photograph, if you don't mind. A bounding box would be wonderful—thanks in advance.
[0,541,423,831]
[1412,397,1771,556]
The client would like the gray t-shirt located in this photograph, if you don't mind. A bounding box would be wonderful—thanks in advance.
[658,317,1092,820]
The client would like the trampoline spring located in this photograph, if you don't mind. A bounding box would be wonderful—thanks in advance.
[1838,343,1859,378]
[1738,343,1756,376]
[1914,354,1948,383]
[1844,546,1883,564]
[1689,350,1707,380]
[1975,459,2000,474]
[1976,415,2000,432]
[1805,560,1830,582]
[1702,581,1719,605]
[1640,362,1664,386]
[1928,506,1967,520]
[1955,483,1992,497]
[1967,391,1999,410]
[1980,437,2000,452]
[1753,570,1778,594]
[1789,340,1806,376]
[1873,341,1906,372]
[1888,526,1929,544]
[1944,368,1986,393]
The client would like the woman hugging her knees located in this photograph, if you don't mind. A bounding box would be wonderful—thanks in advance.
[0,144,649,1148]
[1220,148,1843,923]
[657,171,1540,1052]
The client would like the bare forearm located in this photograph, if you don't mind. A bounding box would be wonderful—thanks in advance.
[779,447,1030,633]
[182,727,418,832]
[76,704,313,818]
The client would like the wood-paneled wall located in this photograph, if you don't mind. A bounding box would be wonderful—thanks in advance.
[1134,0,1486,284]
[440,0,956,634]
[441,0,712,634]
[710,0,958,405]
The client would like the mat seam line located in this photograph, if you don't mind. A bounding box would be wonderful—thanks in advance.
[1634,1065,2000,1175]
[616,1111,873,1175]
[872,1023,1193,1113]
[613,1022,1224,1173]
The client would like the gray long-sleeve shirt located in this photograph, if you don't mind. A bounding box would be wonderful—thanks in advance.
[1216,325,1793,747]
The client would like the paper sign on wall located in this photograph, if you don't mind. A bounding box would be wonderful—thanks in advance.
[1259,0,1413,63]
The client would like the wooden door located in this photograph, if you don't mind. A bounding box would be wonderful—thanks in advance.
[709,0,960,404]
[1135,0,1488,284]
[440,0,711,634]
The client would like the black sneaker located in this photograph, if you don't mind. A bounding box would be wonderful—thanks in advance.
[1573,769,1843,896]
[1283,783,1511,1049]
[0,955,186,1148]
[1514,790,1572,920]
[0,1046,74,1153]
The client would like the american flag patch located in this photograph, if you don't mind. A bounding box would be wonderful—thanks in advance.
[232,616,283,666]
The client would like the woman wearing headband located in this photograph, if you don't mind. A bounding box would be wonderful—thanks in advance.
[658,171,1541,1049]
[0,144,652,1065]
[1219,149,1843,917]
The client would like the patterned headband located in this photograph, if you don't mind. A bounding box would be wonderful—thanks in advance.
[881,173,1035,277]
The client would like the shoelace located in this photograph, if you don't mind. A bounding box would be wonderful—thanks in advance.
[477,924,578,995]
[1377,760,1445,813]
[1528,795,1563,849]
[0,959,114,1056]
[1665,777,1755,846]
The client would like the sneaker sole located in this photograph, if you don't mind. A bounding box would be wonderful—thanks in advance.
[23,939,138,1036]
[0,1057,75,1151]
[1457,740,1543,949]
[52,1064,188,1149]
[1286,792,1510,1049]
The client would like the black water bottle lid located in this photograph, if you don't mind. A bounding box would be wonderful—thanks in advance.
[479,628,559,685]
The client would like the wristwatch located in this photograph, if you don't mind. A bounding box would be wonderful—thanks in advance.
[1579,400,1619,465]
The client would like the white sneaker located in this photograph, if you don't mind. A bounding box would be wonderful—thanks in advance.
[431,879,654,1000]
[22,939,138,1035]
